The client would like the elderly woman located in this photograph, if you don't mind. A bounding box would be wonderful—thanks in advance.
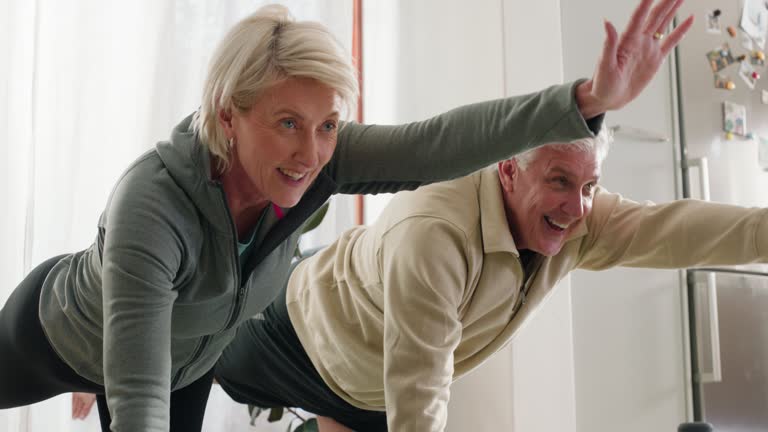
[0,1,690,431]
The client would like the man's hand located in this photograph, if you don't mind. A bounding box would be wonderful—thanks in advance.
[577,0,694,119]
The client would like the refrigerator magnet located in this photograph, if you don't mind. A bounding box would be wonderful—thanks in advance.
[714,74,736,90]
[723,101,747,136]
[750,50,766,66]
[738,61,760,88]
[707,44,736,72]
[707,9,722,34]
[740,0,768,49]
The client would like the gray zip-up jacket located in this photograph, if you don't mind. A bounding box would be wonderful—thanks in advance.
[37,80,601,431]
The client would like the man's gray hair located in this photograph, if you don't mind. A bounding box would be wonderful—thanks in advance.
[514,126,613,170]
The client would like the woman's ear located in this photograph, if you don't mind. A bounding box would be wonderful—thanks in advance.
[217,107,235,137]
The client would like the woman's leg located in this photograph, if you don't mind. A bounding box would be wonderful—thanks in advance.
[96,368,215,432]
[168,368,215,432]
[0,255,101,408]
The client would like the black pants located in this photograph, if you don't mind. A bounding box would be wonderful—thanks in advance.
[215,285,388,432]
[0,255,214,431]
[94,369,214,432]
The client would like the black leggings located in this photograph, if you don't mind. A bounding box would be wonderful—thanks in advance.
[0,255,214,431]
[216,285,388,431]
[94,369,215,432]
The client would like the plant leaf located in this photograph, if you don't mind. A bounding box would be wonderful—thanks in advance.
[293,418,319,432]
[268,407,284,422]
[302,202,329,234]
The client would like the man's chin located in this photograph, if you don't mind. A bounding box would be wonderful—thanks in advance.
[535,242,564,257]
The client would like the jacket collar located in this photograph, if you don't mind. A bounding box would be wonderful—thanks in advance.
[155,113,339,248]
[477,167,588,256]
[155,113,234,234]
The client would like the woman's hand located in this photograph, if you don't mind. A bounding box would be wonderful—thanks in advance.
[71,392,97,420]
[576,0,694,119]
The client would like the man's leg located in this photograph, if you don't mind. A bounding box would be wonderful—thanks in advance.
[216,286,387,431]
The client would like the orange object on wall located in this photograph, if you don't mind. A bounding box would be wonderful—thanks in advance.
[353,0,365,225]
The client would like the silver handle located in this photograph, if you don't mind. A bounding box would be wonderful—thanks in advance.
[609,124,670,142]
[683,157,711,201]
[696,272,723,383]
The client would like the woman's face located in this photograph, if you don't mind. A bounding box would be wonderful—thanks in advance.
[223,77,342,208]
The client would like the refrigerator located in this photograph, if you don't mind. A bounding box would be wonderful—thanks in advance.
[562,1,768,431]
[676,0,768,430]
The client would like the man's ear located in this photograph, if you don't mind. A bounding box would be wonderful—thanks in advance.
[498,159,519,193]
[217,107,235,138]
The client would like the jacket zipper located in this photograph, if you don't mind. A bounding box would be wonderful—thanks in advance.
[219,185,247,331]
[171,186,243,387]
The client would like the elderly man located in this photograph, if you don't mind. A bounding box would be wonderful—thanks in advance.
[214,127,768,431]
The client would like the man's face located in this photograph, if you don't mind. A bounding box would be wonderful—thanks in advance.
[499,145,601,256]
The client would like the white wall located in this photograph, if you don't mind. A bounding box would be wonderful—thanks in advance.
[362,1,578,430]
[448,2,577,430]
[361,0,506,224]
[560,1,690,431]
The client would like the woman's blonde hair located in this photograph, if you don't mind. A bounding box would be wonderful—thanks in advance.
[193,4,359,172]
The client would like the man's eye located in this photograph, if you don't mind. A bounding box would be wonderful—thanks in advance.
[281,119,297,129]
[584,183,597,195]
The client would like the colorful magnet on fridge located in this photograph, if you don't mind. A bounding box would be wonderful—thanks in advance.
[707,44,736,72]
[723,101,747,136]
[738,54,748,62]
[725,131,735,140]
[706,10,722,34]
[728,26,738,37]
[751,50,766,67]
[714,74,736,90]
[739,61,760,89]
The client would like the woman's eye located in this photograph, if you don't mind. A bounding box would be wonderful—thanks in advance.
[281,119,297,129]
[321,121,337,132]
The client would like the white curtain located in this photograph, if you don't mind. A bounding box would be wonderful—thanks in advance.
[0,0,352,430]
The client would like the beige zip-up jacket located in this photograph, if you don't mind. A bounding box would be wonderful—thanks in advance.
[287,166,768,432]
